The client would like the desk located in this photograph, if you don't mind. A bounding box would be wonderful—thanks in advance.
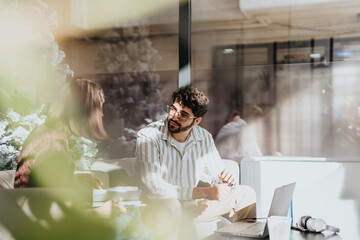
[240,157,359,239]
[204,230,342,240]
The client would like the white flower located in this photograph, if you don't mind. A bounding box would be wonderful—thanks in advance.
[60,64,74,77]
[0,135,11,144]
[48,43,64,66]
[21,112,46,129]
[68,136,100,171]
[7,109,20,123]
[6,145,17,154]
[75,156,91,170]
[10,126,30,143]
[0,119,9,137]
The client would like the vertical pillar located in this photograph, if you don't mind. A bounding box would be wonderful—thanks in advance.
[178,0,191,88]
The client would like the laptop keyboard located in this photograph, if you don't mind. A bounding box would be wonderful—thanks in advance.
[237,221,266,235]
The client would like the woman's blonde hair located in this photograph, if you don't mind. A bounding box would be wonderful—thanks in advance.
[46,78,108,141]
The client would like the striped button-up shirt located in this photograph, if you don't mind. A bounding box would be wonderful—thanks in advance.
[136,119,225,201]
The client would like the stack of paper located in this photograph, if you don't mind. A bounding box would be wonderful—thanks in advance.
[93,186,146,208]
[92,200,146,208]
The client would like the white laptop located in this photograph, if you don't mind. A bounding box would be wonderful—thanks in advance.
[215,182,296,238]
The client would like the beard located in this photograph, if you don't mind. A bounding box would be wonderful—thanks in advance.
[168,118,196,133]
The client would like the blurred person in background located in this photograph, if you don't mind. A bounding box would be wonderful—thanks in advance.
[322,97,360,158]
[215,105,263,164]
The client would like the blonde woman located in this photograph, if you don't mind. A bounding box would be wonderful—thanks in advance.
[13,79,131,239]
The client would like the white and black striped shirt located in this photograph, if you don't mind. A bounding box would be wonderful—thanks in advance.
[136,119,225,200]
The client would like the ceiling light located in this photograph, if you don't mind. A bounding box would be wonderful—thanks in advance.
[309,53,321,58]
[223,48,234,54]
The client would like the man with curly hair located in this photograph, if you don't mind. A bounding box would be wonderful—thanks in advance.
[136,86,256,240]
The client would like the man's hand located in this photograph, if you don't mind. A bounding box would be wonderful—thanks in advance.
[192,184,231,201]
[207,184,232,201]
[219,168,235,185]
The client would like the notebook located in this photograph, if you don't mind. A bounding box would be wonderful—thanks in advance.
[92,186,145,209]
[93,186,141,202]
[215,182,296,238]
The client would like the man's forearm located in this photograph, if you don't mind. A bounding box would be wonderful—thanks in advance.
[192,184,231,201]
[192,187,210,200]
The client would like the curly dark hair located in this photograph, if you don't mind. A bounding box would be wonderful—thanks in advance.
[171,85,209,118]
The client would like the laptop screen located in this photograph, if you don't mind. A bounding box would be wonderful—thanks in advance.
[267,182,296,217]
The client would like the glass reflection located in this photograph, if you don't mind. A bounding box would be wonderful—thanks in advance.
[192,25,360,159]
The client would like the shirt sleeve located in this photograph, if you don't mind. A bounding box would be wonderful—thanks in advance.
[200,136,226,186]
[135,134,193,200]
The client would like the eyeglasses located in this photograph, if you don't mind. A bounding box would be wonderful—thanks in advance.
[167,105,197,122]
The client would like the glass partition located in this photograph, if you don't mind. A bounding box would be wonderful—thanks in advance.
[58,2,180,159]
[2,0,360,167]
[192,0,360,159]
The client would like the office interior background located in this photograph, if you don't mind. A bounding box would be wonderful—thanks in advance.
[1,0,360,239]
[58,0,360,160]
